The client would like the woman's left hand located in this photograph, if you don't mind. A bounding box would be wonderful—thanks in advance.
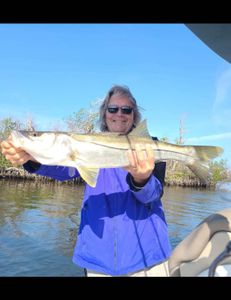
[124,143,155,186]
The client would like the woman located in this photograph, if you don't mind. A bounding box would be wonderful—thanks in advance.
[1,85,171,276]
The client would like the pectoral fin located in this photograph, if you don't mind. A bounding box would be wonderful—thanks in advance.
[77,165,99,187]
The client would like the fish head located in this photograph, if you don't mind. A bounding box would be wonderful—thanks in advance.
[10,130,27,147]
[11,130,78,166]
[11,130,57,149]
[19,131,57,140]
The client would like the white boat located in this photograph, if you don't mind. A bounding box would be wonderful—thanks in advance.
[168,208,231,276]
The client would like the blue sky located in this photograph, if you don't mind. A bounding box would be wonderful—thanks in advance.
[0,24,230,167]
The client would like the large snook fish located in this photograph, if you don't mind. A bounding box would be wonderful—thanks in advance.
[10,120,223,187]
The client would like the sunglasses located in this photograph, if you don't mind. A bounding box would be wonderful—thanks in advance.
[107,105,134,115]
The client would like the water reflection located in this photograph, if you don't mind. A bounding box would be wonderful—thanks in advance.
[0,180,231,276]
[216,180,231,201]
[162,186,231,248]
[0,180,84,276]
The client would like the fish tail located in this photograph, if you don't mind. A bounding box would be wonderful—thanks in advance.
[192,145,223,161]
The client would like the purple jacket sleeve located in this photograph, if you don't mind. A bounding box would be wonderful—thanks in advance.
[127,174,163,204]
[23,161,80,181]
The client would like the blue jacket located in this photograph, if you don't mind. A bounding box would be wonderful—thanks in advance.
[24,162,172,275]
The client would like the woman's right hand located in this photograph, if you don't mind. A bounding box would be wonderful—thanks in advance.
[0,140,35,166]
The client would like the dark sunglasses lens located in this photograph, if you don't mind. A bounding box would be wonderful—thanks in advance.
[107,106,133,114]
[121,107,133,114]
[107,107,119,113]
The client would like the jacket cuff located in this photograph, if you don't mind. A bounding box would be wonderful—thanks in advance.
[126,173,148,192]
[127,173,163,203]
[23,160,41,173]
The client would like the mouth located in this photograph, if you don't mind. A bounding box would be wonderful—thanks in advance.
[112,119,127,123]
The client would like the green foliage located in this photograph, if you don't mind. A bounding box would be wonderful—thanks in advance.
[209,159,229,183]
[64,99,102,133]
[65,109,99,133]
[0,117,21,140]
[0,152,12,168]
[65,104,100,133]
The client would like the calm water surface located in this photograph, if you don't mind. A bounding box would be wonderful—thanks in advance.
[0,179,230,276]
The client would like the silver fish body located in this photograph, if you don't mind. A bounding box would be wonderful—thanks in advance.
[11,120,223,187]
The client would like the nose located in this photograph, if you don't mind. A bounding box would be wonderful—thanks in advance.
[116,109,123,116]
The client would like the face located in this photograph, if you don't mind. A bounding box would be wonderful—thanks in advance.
[105,95,134,134]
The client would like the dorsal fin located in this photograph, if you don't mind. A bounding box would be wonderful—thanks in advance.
[128,119,151,137]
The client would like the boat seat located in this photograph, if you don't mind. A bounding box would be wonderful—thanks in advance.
[168,208,231,276]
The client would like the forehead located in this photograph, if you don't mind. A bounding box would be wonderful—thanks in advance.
[108,95,133,106]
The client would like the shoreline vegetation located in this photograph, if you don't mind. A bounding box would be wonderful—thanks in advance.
[0,161,228,188]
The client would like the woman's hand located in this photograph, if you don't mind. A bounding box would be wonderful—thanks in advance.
[124,143,155,187]
[0,139,35,166]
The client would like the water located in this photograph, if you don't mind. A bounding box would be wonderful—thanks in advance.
[162,185,231,248]
[0,180,230,276]
[0,180,84,276]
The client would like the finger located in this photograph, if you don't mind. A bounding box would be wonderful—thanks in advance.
[11,151,27,161]
[17,153,31,165]
[135,144,147,167]
[3,147,24,156]
[127,149,137,168]
[1,140,22,154]
[146,144,155,163]
[2,147,22,158]
[10,152,31,165]
[136,144,147,158]
[5,154,18,163]
[1,140,13,149]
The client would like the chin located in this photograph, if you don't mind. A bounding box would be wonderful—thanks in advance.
[107,121,131,133]
[111,125,127,132]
